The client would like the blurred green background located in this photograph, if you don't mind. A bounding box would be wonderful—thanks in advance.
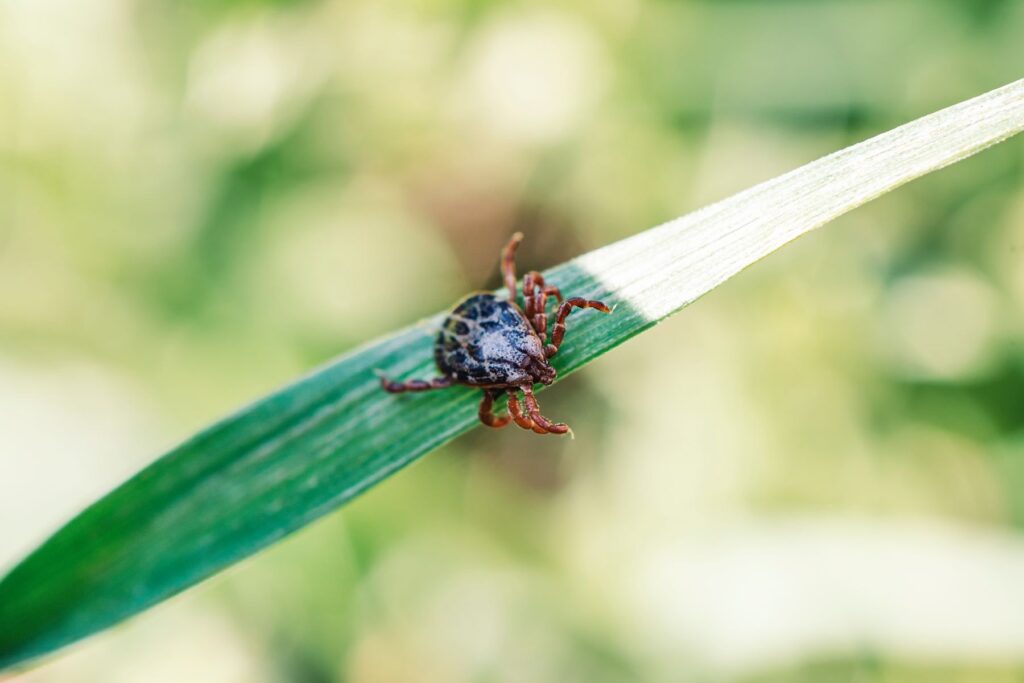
[2,0,1024,681]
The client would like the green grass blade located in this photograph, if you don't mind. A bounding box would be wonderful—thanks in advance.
[2,79,1023,671]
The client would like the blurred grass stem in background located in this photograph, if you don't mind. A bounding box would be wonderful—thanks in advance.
[1,79,1023,672]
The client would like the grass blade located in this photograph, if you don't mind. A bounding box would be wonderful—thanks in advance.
[1,78,1022,671]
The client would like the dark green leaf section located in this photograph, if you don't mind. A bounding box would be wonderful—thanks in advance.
[0,263,649,671]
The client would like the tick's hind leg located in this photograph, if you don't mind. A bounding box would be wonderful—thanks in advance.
[521,385,569,435]
[379,374,453,393]
[546,297,612,357]
[478,390,511,428]
[501,232,524,303]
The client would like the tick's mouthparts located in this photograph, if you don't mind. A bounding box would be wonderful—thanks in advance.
[530,361,557,385]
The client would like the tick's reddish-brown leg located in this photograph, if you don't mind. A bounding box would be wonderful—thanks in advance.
[522,271,563,339]
[522,271,542,332]
[546,297,611,357]
[507,389,545,433]
[501,232,524,304]
[536,285,563,338]
[521,384,568,435]
[478,390,511,428]
[379,375,453,393]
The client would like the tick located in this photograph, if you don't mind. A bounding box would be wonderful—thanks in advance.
[379,233,611,435]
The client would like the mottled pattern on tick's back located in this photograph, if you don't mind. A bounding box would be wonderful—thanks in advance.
[435,293,543,386]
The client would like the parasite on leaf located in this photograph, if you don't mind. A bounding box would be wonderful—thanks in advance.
[379,233,611,435]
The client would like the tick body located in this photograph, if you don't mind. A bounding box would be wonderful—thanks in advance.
[380,233,610,435]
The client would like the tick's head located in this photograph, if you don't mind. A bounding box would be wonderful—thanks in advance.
[517,327,556,385]
[529,358,557,386]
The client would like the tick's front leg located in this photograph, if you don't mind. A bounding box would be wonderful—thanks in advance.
[522,271,563,339]
[507,389,546,433]
[546,297,611,357]
[521,385,569,435]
